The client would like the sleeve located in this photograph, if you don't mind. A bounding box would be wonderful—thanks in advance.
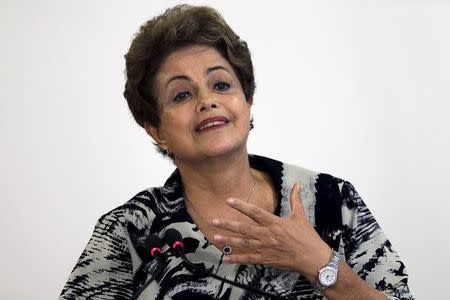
[342,181,414,300]
[59,208,134,300]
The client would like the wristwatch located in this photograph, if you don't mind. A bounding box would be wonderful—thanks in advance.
[313,250,341,295]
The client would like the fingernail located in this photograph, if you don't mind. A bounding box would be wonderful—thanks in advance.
[214,234,223,241]
[223,256,230,262]
[212,218,220,225]
[227,198,235,205]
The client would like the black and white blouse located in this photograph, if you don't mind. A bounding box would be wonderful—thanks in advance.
[60,155,413,299]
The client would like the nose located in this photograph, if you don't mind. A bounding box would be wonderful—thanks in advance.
[196,93,218,112]
[199,103,218,112]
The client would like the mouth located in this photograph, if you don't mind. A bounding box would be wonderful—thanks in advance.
[196,116,230,132]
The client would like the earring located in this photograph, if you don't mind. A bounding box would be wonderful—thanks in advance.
[162,148,170,156]
[250,117,254,130]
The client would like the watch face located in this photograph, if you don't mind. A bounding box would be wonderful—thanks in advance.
[319,267,337,287]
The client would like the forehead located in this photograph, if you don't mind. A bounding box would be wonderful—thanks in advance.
[157,45,231,78]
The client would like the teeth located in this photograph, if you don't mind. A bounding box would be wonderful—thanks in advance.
[200,120,226,131]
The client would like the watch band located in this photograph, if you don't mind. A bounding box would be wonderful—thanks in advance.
[313,250,340,295]
[328,250,340,269]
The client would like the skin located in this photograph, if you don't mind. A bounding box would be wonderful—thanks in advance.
[145,44,387,300]
[147,45,252,163]
[213,185,387,300]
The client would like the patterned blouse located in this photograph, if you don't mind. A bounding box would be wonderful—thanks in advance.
[60,155,413,299]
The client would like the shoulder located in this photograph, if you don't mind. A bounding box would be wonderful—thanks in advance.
[60,202,138,298]
[270,157,364,231]
[251,154,348,192]
[280,160,347,193]
[105,180,185,246]
[250,154,359,208]
[276,158,357,205]
[93,189,157,233]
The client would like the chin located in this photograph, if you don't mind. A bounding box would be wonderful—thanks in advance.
[202,142,247,158]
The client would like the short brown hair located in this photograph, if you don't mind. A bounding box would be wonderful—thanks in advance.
[123,4,255,129]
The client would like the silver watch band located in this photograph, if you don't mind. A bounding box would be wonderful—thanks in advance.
[313,250,340,295]
[328,250,340,269]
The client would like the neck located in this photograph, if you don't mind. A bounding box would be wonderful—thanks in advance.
[176,149,254,204]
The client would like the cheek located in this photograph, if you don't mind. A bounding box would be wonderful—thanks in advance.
[161,112,192,137]
[229,95,250,112]
[236,100,251,122]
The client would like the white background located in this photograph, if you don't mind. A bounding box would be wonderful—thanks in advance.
[1,0,449,299]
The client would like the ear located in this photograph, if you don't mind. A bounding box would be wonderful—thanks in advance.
[144,122,167,148]
[247,96,254,106]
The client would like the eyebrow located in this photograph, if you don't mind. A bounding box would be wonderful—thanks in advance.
[206,65,230,74]
[165,65,231,87]
[165,75,191,88]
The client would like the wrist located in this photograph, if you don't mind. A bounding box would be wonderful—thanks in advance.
[312,249,341,295]
[300,243,332,283]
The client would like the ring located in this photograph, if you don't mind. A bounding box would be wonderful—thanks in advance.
[222,244,232,255]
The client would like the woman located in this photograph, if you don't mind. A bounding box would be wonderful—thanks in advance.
[60,5,413,300]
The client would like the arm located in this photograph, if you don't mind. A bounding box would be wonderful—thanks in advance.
[212,183,413,299]
[334,181,413,300]
[59,208,134,299]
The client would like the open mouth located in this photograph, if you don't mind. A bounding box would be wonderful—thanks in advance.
[196,117,230,132]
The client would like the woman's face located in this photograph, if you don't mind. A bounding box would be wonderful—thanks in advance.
[146,44,252,163]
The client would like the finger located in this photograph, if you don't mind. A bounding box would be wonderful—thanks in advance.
[211,218,261,238]
[289,183,305,218]
[222,252,261,265]
[213,234,262,249]
[226,197,278,225]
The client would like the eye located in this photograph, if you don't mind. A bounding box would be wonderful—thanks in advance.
[173,91,191,102]
[214,81,230,92]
